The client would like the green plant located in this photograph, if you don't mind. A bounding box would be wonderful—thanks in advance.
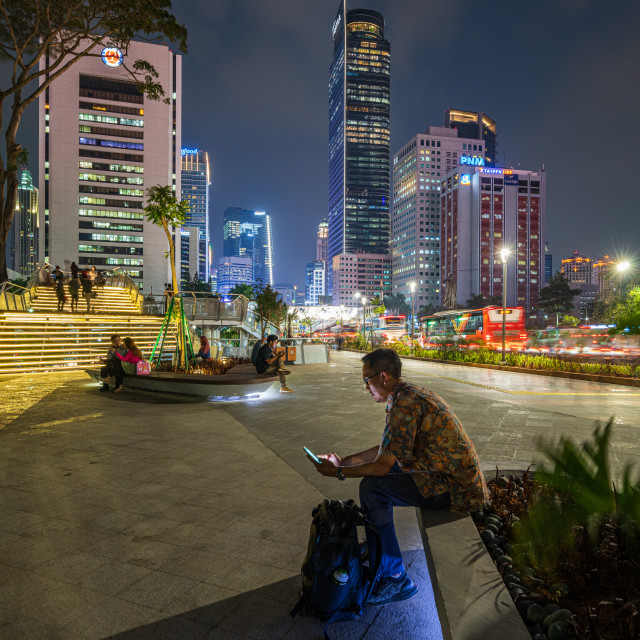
[513,420,640,580]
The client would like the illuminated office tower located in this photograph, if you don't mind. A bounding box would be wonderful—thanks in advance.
[544,242,552,284]
[441,165,546,316]
[39,40,181,294]
[180,149,210,282]
[328,3,391,273]
[392,127,484,310]
[444,109,497,167]
[6,169,39,276]
[305,261,326,306]
[317,219,328,263]
[222,207,273,286]
[561,250,593,285]
[217,256,252,294]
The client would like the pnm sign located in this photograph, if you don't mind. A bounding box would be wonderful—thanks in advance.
[460,155,484,167]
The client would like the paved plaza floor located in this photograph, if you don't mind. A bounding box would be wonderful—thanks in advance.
[1,351,639,639]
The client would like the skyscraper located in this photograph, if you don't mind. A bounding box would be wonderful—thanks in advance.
[39,40,181,294]
[445,109,497,167]
[317,219,328,263]
[6,169,39,276]
[441,165,545,315]
[222,207,273,286]
[544,241,552,284]
[180,148,210,282]
[328,3,391,265]
[392,127,485,310]
[305,261,326,306]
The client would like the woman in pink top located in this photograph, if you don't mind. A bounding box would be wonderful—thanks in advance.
[113,337,144,392]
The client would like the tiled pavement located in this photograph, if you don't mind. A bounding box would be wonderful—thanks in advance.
[1,352,639,639]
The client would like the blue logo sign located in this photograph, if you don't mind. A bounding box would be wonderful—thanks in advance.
[460,174,471,185]
[481,168,503,175]
[181,148,198,156]
[460,155,485,167]
[504,175,519,186]
[101,48,123,68]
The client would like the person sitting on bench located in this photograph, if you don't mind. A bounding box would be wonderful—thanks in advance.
[255,334,293,394]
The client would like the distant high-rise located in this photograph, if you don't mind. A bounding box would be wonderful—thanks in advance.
[222,207,273,286]
[317,219,328,263]
[544,242,552,284]
[328,3,391,263]
[6,169,39,276]
[180,149,210,282]
[305,261,326,306]
[445,109,497,167]
[217,256,252,294]
[561,250,593,285]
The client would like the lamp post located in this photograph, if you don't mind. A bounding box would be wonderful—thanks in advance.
[500,248,511,364]
[410,282,416,340]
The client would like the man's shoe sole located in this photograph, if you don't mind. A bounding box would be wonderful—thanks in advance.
[367,583,418,606]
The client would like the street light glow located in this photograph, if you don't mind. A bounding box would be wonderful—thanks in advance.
[617,261,630,272]
[410,282,416,292]
[499,247,511,262]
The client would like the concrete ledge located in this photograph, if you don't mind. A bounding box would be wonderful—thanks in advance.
[416,508,530,640]
[341,348,640,388]
[85,366,277,398]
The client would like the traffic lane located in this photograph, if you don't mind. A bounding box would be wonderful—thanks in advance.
[400,358,640,427]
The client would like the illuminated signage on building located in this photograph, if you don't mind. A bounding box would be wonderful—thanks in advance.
[101,48,123,68]
[255,211,266,216]
[460,174,471,185]
[181,148,198,156]
[460,155,485,167]
[481,168,504,175]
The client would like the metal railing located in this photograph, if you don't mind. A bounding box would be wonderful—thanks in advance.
[101,267,143,311]
[0,281,34,311]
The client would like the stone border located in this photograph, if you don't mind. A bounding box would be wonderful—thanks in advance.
[417,509,530,640]
[341,348,640,388]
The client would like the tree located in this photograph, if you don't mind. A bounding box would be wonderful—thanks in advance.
[144,185,190,369]
[0,0,187,283]
[253,281,284,339]
[184,273,213,294]
[381,293,410,317]
[537,273,579,325]
[229,283,254,298]
[466,293,487,309]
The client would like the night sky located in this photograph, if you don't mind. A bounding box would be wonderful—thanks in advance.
[11,0,640,287]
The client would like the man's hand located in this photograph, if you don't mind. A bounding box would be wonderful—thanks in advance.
[319,452,342,467]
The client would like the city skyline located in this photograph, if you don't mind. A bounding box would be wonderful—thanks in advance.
[8,1,640,288]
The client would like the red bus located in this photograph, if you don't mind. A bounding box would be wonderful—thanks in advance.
[421,307,527,349]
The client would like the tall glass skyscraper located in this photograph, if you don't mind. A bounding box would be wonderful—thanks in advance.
[6,169,39,276]
[180,149,210,282]
[328,2,391,262]
[222,207,273,286]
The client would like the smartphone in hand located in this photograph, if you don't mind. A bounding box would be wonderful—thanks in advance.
[303,446,321,464]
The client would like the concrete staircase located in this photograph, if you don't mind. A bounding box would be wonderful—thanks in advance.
[0,285,180,375]
[31,284,140,314]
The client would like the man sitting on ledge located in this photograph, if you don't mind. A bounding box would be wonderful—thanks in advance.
[310,348,488,606]
[255,334,293,394]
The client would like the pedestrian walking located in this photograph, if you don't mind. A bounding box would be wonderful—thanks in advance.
[70,261,79,279]
[68,276,80,313]
[81,271,93,313]
[56,274,66,312]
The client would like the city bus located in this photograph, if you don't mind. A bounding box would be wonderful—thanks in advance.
[364,315,407,342]
[421,307,527,349]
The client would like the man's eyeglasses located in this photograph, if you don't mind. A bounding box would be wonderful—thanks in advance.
[363,370,386,386]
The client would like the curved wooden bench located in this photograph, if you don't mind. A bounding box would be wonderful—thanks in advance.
[85,364,278,399]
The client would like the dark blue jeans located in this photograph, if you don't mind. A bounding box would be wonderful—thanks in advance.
[359,466,450,578]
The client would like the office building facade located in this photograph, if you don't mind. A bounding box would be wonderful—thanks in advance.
[328,3,391,268]
[332,252,391,306]
[39,40,181,294]
[305,261,326,306]
[392,127,484,309]
[440,166,545,314]
[180,148,210,283]
[561,250,593,285]
[544,241,552,284]
[6,169,39,276]
[217,256,252,294]
[222,207,274,286]
[445,109,497,167]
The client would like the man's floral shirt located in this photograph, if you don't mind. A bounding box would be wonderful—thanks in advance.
[379,380,488,511]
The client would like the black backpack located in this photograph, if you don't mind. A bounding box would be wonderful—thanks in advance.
[290,499,381,639]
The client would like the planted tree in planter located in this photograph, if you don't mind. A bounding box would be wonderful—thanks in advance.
[144,185,193,370]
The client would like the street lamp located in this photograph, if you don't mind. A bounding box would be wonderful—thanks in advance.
[499,248,511,364]
[410,282,416,340]
[355,292,366,343]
